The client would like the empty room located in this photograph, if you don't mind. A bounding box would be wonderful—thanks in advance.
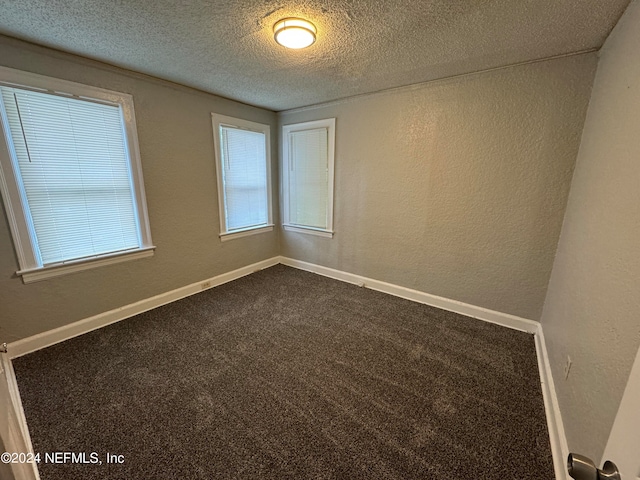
[0,1,639,479]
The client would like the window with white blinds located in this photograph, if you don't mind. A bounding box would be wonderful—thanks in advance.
[0,67,153,283]
[282,118,335,237]
[211,114,272,240]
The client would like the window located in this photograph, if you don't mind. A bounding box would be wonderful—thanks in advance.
[0,67,153,283]
[282,118,335,237]
[211,113,273,241]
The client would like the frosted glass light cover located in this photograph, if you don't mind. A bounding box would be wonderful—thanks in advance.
[274,18,316,49]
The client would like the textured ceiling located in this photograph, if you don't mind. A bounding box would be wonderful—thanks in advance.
[0,0,631,111]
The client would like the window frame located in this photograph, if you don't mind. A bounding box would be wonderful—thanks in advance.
[211,113,273,242]
[282,118,336,238]
[0,66,154,284]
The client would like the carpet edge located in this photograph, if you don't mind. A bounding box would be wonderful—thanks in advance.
[7,256,281,359]
[279,256,539,334]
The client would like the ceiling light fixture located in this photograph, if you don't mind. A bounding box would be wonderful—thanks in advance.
[273,18,316,49]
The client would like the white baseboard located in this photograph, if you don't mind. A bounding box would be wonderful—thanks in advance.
[535,326,569,480]
[8,254,540,360]
[4,255,567,480]
[8,256,280,359]
[279,257,540,333]
[0,354,40,480]
[279,257,568,479]
[1,256,279,480]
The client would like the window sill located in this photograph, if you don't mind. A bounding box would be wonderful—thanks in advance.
[17,247,156,284]
[283,225,334,238]
[220,225,274,242]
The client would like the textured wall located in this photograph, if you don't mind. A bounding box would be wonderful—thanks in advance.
[279,54,597,321]
[540,0,640,462]
[0,36,279,343]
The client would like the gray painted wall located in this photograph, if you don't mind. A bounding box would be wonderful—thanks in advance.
[279,54,597,320]
[540,0,640,462]
[0,36,279,343]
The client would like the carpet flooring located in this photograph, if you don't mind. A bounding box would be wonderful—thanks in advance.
[13,265,554,479]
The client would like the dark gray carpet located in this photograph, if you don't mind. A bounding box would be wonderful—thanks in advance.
[13,265,554,479]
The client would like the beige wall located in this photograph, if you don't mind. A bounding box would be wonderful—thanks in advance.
[0,36,279,343]
[279,54,597,320]
[540,0,640,462]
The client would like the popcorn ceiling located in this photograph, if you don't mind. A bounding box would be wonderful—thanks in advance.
[0,0,630,110]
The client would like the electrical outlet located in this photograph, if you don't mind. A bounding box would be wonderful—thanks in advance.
[564,356,572,380]
[201,281,211,290]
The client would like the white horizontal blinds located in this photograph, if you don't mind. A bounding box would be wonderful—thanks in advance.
[289,127,328,229]
[220,126,268,231]
[0,87,140,265]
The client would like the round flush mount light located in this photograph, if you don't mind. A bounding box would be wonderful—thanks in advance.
[273,18,317,49]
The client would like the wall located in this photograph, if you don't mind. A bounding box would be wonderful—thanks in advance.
[279,54,597,321]
[0,36,279,343]
[540,0,640,462]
